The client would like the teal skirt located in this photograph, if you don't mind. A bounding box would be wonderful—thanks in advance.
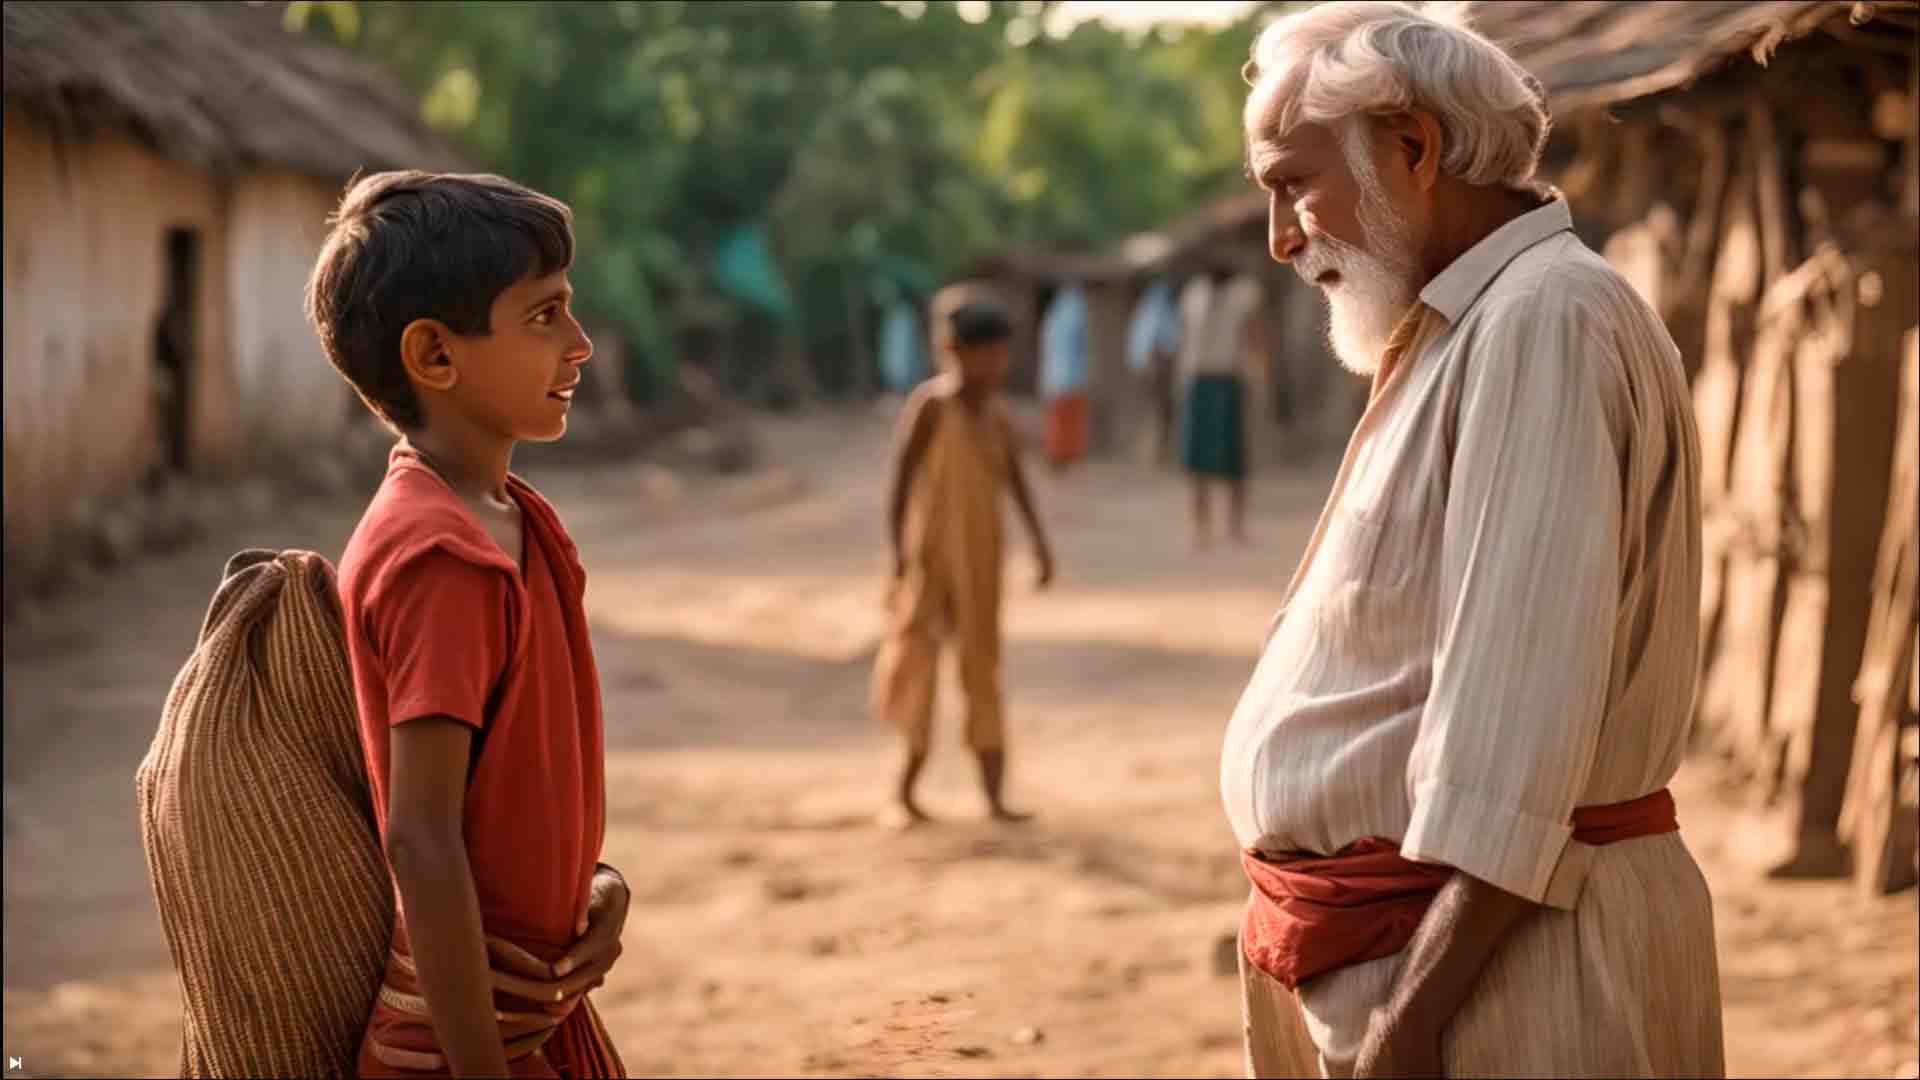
[1179,374,1245,479]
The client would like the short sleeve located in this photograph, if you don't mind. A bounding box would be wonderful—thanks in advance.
[1399,290,1626,907]
[369,550,511,730]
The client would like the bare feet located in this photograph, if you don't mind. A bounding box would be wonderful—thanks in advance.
[878,802,934,831]
[889,749,931,831]
[988,804,1034,825]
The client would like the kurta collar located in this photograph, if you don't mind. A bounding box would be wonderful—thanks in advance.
[1418,197,1573,325]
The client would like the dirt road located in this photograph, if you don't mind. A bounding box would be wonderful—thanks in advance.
[4,408,1914,1078]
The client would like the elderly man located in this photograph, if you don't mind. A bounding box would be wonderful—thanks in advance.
[1218,3,1725,1077]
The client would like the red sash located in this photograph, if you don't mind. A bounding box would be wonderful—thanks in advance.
[1241,788,1678,990]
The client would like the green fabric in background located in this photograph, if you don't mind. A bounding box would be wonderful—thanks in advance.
[712,223,796,324]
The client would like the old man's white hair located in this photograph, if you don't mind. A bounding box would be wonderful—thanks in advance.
[1245,1,1551,192]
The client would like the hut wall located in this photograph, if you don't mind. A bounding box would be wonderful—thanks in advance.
[3,104,237,590]
[1839,327,1919,895]
[1557,31,1919,873]
[1769,235,1913,837]
[224,169,357,455]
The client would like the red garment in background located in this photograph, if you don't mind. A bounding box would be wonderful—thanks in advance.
[1045,392,1090,464]
[339,447,620,1077]
[1241,788,1680,990]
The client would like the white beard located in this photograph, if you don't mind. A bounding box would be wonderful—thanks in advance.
[1311,234,1417,376]
[1294,126,1423,376]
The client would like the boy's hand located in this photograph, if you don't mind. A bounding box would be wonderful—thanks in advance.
[559,865,630,988]
[1035,548,1055,590]
[479,865,628,1007]
[483,935,613,1008]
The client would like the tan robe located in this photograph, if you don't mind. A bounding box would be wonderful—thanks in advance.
[872,381,1009,752]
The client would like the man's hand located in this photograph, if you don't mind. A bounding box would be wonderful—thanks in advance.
[1354,871,1535,1079]
[1352,1008,1443,1078]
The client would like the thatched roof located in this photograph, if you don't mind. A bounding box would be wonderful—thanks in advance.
[2,0,461,179]
[976,0,1919,287]
[1464,0,1920,114]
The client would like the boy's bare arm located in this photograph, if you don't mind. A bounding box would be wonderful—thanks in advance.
[888,392,940,577]
[388,717,511,1078]
[1003,438,1055,587]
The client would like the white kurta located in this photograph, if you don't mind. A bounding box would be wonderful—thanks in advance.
[1177,275,1218,380]
[1189,274,1264,380]
[1220,199,1725,1077]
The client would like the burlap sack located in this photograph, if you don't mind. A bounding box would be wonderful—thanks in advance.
[136,549,392,1078]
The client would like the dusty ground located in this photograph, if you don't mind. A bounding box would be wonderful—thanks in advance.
[4,407,1915,1078]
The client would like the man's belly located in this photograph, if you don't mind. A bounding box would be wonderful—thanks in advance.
[1219,613,1429,855]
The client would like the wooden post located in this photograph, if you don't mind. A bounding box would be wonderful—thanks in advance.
[1901,43,1919,217]
[1671,112,1733,381]
[1765,244,1908,873]
[1693,252,1799,782]
[1690,157,1768,765]
[1085,279,1134,457]
[1839,328,1920,895]
[1005,280,1041,400]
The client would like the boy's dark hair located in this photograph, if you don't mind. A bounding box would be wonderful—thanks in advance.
[946,300,1013,348]
[305,171,574,430]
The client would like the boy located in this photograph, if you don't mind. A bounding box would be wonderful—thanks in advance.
[311,171,627,1078]
[871,290,1055,827]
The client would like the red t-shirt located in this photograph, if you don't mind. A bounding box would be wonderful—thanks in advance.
[339,447,607,1072]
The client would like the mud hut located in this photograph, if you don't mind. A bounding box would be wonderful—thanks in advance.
[1469,0,1920,890]
[969,190,1365,466]
[2,0,459,610]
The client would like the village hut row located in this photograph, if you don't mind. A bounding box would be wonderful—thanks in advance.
[2,0,459,615]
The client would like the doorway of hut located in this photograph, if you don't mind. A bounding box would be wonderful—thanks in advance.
[150,227,198,482]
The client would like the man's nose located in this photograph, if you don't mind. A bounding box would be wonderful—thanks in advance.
[1269,197,1305,263]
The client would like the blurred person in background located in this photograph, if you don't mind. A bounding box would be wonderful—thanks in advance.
[1177,273,1259,548]
[1126,276,1184,465]
[1039,282,1092,470]
[880,294,929,396]
[872,290,1056,828]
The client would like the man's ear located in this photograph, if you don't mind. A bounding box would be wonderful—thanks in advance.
[1385,110,1445,192]
[399,318,459,392]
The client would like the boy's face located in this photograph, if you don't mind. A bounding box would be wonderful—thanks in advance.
[951,339,1010,392]
[444,270,593,443]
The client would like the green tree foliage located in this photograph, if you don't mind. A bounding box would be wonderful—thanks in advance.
[294,0,1298,398]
